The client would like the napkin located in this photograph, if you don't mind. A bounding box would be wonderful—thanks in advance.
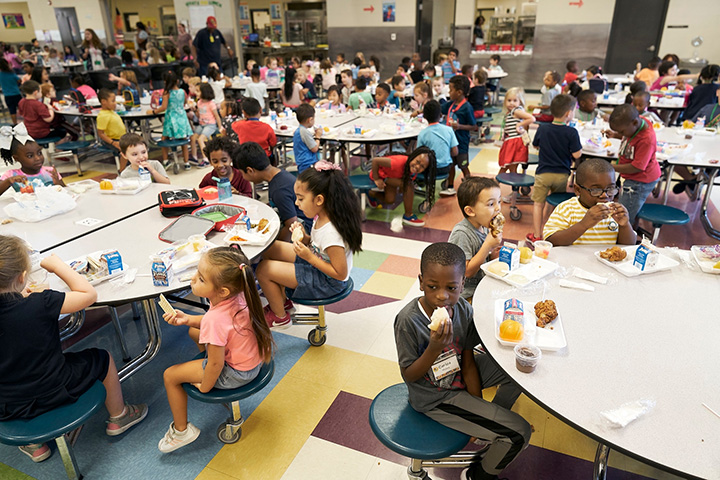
[573,267,608,284]
[600,399,655,428]
[559,279,595,292]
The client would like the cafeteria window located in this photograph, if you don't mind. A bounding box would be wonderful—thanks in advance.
[473,1,536,55]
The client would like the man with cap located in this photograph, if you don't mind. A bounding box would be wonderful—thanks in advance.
[192,16,233,75]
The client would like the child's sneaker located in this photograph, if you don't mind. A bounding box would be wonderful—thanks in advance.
[184,163,192,170]
[439,187,457,196]
[284,298,294,312]
[18,443,51,463]
[402,214,425,227]
[158,422,201,453]
[526,233,542,243]
[197,158,210,168]
[263,304,291,329]
[106,403,148,436]
[366,196,381,209]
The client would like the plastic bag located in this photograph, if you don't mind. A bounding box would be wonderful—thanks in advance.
[600,398,655,428]
[4,187,77,222]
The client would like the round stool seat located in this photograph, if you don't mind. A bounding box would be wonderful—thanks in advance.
[183,358,274,403]
[36,136,64,147]
[547,192,574,206]
[349,174,375,191]
[157,138,190,148]
[476,116,494,124]
[484,106,502,115]
[369,384,470,460]
[291,278,354,306]
[636,204,690,226]
[0,381,106,446]
[527,153,539,165]
[56,140,92,152]
[496,173,534,187]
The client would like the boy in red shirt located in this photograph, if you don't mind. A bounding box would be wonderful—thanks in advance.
[232,97,277,162]
[605,104,661,223]
[17,80,70,142]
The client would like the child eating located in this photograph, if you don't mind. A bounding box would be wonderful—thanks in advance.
[0,124,64,195]
[199,136,252,197]
[118,133,170,184]
[544,158,636,245]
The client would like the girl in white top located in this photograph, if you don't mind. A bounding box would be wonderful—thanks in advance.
[257,161,363,328]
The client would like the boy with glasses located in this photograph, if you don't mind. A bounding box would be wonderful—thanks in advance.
[544,158,636,245]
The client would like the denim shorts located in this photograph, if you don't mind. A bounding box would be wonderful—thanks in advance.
[619,178,658,223]
[194,124,218,138]
[285,256,348,300]
[202,358,262,389]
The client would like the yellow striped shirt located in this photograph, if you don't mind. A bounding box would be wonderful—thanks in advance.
[543,196,619,245]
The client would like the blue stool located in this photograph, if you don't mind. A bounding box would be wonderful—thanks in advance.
[636,204,690,243]
[35,136,66,168]
[471,116,494,145]
[95,144,123,174]
[56,140,92,177]
[369,384,473,479]
[156,138,190,174]
[496,173,534,221]
[519,153,540,193]
[0,381,106,480]
[183,357,274,443]
[546,192,574,207]
[484,106,502,115]
[291,278,354,346]
[349,174,376,220]
[417,172,449,214]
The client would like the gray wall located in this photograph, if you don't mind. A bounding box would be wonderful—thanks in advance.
[328,26,416,79]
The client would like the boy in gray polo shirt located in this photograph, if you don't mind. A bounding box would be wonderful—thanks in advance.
[448,177,503,300]
[394,243,530,480]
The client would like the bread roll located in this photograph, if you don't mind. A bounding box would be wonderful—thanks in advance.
[429,307,449,331]
[291,227,304,243]
[490,212,505,237]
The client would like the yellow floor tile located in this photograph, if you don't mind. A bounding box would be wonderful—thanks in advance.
[469,147,500,176]
[195,466,243,480]
[619,452,685,479]
[542,413,598,461]
[287,346,367,391]
[341,355,404,399]
[512,394,548,448]
[61,171,108,182]
[359,271,416,299]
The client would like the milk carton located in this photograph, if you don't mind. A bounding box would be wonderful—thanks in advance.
[151,255,174,287]
[499,245,520,271]
[633,240,659,271]
[101,250,124,275]
[503,298,524,324]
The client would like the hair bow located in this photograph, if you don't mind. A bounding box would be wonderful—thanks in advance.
[314,160,341,172]
[0,123,34,151]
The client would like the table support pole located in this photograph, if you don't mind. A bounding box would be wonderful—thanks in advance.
[700,168,720,240]
[661,164,676,205]
[593,443,610,480]
[118,298,162,382]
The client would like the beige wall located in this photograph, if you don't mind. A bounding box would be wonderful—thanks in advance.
[0,1,34,43]
[660,0,720,63]
[432,1,455,50]
[110,0,169,35]
[535,0,614,25]
[327,0,415,28]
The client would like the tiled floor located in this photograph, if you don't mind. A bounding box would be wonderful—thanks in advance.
[0,112,714,479]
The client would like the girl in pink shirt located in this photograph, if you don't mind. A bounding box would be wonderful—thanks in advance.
[159,247,274,453]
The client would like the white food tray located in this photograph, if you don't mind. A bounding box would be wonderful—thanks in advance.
[99,179,151,195]
[594,245,679,276]
[223,218,280,246]
[691,246,720,274]
[481,257,559,288]
[343,128,377,138]
[67,250,127,285]
[493,298,567,351]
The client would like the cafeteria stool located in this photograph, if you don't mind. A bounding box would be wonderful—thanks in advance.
[349,174,376,220]
[519,153,539,196]
[546,192,575,208]
[290,278,354,346]
[0,381,106,480]
[496,172,534,221]
[369,384,474,480]
[95,144,123,174]
[183,356,274,444]
[156,138,190,174]
[417,172,449,213]
[55,140,92,176]
[471,116,494,145]
[636,204,690,243]
[484,106,502,115]
[35,135,68,168]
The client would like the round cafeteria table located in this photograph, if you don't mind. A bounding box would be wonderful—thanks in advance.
[472,245,720,480]
[44,194,279,381]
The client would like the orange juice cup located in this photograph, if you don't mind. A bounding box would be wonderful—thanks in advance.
[534,240,553,259]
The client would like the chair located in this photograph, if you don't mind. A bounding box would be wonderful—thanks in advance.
[182,356,274,443]
[588,78,607,94]
[636,204,690,243]
[546,192,575,207]
[496,172,534,220]
[349,174,376,220]
[0,381,106,480]
[369,384,474,480]
[55,140,92,176]
[155,138,190,174]
[290,278,354,346]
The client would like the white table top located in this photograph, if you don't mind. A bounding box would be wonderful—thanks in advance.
[44,195,279,305]
[596,92,685,110]
[331,113,426,143]
[58,105,167,119]
[266,111,356,138]
[0,183,172,252]
[656,129,720,167]
[472,245,720,480]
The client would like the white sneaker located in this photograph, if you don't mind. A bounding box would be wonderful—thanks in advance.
[439,187,457,196]
[502,195,512,204]
[158,422,201,453]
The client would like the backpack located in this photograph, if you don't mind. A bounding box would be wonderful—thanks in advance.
[66,89,86,105]
[123,87,140,107]
[158,189,205,217]
[150,89,164,109]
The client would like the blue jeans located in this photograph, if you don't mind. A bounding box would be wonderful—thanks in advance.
[619,178,658,223]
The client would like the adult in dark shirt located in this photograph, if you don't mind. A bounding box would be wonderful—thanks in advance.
[192,16,233,75]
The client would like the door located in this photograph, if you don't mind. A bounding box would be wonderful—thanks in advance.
[416,0,433,62]
[54,7,81,53]
[604,0,669,73]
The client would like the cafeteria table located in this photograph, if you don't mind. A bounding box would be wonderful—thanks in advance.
[473,245,720,480]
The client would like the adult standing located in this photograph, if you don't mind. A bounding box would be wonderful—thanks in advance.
[174,22,192,56]
[192,16,233,75]
[80,29,106,71]
[473,16,485,47]
[135,22,149,51]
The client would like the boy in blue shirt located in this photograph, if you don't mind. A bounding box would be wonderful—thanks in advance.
[293,103,320,172]
[528,94,583,243]
[417,100,458,202]
[442,48,461,84]
[442,75,476,195]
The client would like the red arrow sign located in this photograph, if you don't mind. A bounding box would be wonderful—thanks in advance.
[569,0,583,6]
[363,5,375,12]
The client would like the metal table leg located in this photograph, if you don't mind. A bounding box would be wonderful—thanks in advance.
[108,306,131,362]
[700,168,720,240]
[593,443,610,480]
[661,164,676,205]
[117,298,162,382]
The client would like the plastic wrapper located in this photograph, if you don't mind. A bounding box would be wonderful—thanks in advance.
[600,398,655,428]
[153,235,213,274]
[4,187,77,222]
[661,247,698,271]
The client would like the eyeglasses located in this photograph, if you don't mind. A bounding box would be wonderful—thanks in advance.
[576,184,619,197]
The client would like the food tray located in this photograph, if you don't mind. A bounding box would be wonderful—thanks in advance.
[691,245,720,274]
[594,245,679,276]
[99,179,151,195]
[493,298,567,351]
[343,128,377,138]
[66,250,128,285]
[223,217,280,246]
[481,257,559,288]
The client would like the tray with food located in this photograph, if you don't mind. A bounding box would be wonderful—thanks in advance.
[223,216,280,246]
[481,255,558,288]
[595,245,679,276]
[98,178,151,195]
[11,184,68,202]
[67,249,127,285]
[153,235,214,273]
[493,298,567,351]
[656,141,691,160]
[691,245,720,274]
[343,128,377,138]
